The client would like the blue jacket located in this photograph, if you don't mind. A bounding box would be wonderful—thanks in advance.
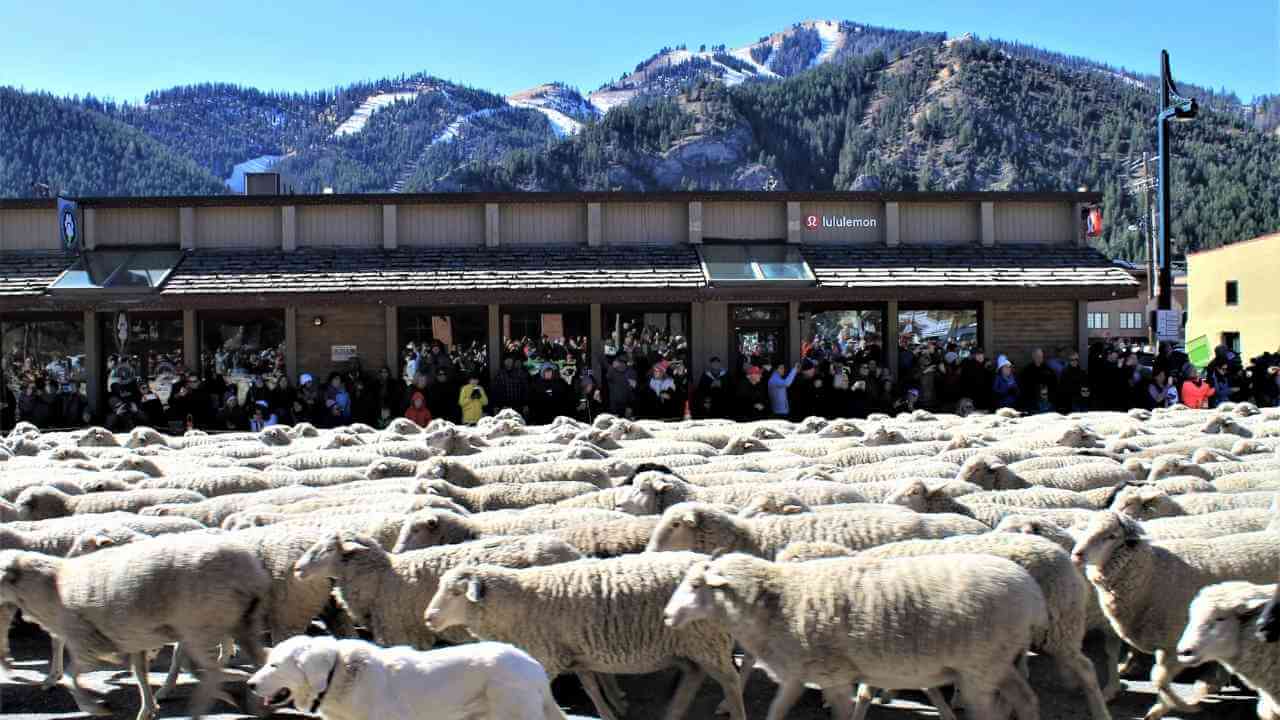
[768,366,800,415]
[993,374,1020,409]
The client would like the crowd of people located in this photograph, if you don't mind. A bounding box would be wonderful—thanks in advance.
[4,334,1279,434]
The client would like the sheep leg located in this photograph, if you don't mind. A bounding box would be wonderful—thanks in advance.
[155,644,185,700]
[42,636,65,689]
[765,678,806,720]
[997,669,1041,720]
[0,603,17,673]
[1188,664,1229,702]
[954,677,999,720]
[64,657,111,717]
[1101,632,1125,700]
[1050,646,1114,720]
[1145,649,1200,720]
[130,651,159,720]
[180,640,235,720]
[821,683,855,720]
[715,652,754,716]
[575,670,622,720]
[663,661,706,720]
[599,673,629,715]
[923,688,958,720]
[852,684,874,720]
[703,658,747,720]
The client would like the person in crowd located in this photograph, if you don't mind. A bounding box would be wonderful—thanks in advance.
[993,355,1020,409]
[0,374,15,431]
[1046,347,1068,377]
[576,372,605,424]
[605,355,637,419]
[404,387,432,427]
[137,382,166,428]
[894,387,920,414]
[897,335,915,379]
[693,356,730,419]
[458,371,488,425]
[491,354,530,418]
[371,367,401,423]
[248,400,278,432]
[642,361,680,419]
[529,363,572,424]
[832,364,871,419]
[1071,384,1093,412]
[270,374,296,421]
[937,352,963,411]
[1206,360,1233,408]
[427,368,459,424]
[324,373,353,427]
[767,361,800,419]
[959,349,993,411]
[1056,351,1087,414]
[1033,385,1054,414]
[1019,349,1058,413]
[736,366,770,421]
[788,359,826,421]
[874,375,897,415]
[1181,365,1216,409]
[216,391,247,431]
[1143,368,1177,409]
[917,354,939,410]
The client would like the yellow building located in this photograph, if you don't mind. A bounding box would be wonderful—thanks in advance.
[1186,232,1280,360]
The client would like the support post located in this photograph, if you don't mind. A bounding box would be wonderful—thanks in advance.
[385,305,399,378]
[1076,300,1090,370]
[884,202,900,247]
[786,202,802,244]
[487,304,501,382]
[688,201,703,244]
[589,303,603,370]
[980,201,995,247]
[285,307,298,385]
[485,204,500,248]
[885,300,899,381]
[981,300,996,359]
[690,301,706,379]
[382,205,398,250]
[182,309,197,372]
[586,203,602,247]
[84,311,101,418]
[282,206,297,251]
[83,208,97,251]
[179,207,196,250]
[788,300,802,367]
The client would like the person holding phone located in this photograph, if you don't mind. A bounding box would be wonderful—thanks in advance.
[458,371,488,425]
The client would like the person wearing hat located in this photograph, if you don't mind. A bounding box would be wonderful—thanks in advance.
[787,358,825,421]
[959,348,993,411]
[693,356,730,419]
[248,400,278,432]
[992,354,1020,409]
[641,360,679,419]
[491,353,530,419]
[735,365,770,421]
[529,363,571,425]
[605,355,637,419]
[427,367,459,424]
[403,386,432,427]
[457,371,489,425]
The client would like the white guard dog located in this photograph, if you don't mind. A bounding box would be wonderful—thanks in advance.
[248,635,568,720]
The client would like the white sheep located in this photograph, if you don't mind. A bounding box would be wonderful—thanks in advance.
[660,552,1044,720]
[425,551,747,720]
[391,509,632,552]
[542,516,662,558]
[1176,581,1280,720]
[1111,485,1277,520]
[140,485,322,526]
[0,534,269,720]
[1071,511,1280,719]
[415,456,619,489]
[645,502,987,558]
[15,486,205,521]
[422,479,600,512]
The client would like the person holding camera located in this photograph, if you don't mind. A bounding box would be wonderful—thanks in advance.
[458,371,489,425]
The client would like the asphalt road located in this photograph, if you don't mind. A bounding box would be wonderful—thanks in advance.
[0,630,1259,719]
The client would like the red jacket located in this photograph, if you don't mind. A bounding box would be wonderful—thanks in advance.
[404,390,432,427]
[1180,379,1215,409]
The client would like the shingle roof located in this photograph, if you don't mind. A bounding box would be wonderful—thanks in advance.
[161,246,706,295]
[0,253,70,296]
[803,244,1138,288]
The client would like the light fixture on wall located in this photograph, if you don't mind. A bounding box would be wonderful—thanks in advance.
[313,316,324,327]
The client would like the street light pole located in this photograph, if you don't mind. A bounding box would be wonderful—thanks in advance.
[1155,50,1197,312]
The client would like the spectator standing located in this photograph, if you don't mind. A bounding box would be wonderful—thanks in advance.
[897,335,915,379]
[404,388,431,427]
[270,375,296,421]
[993,355,1020,409]
[1207,361,1233,407]
[788,359,825,421]
[604,355,637,418]
[1019,349,1058,413]
[959,349,992,410]
[1181,366,1215,409]
[642,362,679,419]
[576,373,605,423]
[0,374,14,431]
[458,372,488,425]
[216,392,247,431]
[491,355,530,418]
[427,368,459,423]
[767,362,800,419]
[372,367,402,422]
[324,373,353,427]
[736,366,770,421]
[529,364,572,424]
[1057,352,1087,414]
[693,357,730,419]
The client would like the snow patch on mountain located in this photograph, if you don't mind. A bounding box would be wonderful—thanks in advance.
[332,92,421,138]
[225,154,285,192]
[506,84,597,136]
[809,20,842,68]
[728,45,780,78]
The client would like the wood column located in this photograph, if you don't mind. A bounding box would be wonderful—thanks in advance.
[285,307,298,384]
[83,310,101,417]
[182,309,197,373]
[385,305,399,377]
[487,304,501,381]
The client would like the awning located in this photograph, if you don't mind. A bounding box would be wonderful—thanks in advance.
[697,244,816,287]
[48,250,185,295]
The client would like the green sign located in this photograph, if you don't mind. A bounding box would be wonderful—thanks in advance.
[1187,335,1211,368]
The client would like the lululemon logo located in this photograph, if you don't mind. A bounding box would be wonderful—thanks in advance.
[805,215,819,229]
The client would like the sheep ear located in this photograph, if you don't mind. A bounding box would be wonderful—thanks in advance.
[704,570,729,588]
[780,504,804,515]
[1240,597,1270,620]
[652,480,672,494]
[682,512,699,527]
[986,458,1006,470]
[465,578,486,603]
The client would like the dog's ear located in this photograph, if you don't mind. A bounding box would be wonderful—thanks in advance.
[297,640,337,695]
[465,578,486,603]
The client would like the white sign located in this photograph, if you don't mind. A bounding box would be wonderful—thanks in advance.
[805,214,878,230]
[1155,310,1181,341]
[331,345,358,362]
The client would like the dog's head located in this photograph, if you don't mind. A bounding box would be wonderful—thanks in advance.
[248,635,339,712]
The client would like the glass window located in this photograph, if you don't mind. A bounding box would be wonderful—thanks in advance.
[200,312,286,379]
[1087,312,1110,330]
[1226,281,1239,306]
[399,308,490,380]
[802,309,884,362]
[698,244,815,284]
[898,309,980,350]
[49,250,183,293]
[500,307,590,379]
[2,318,89,427]
[602,306,691,380]
[101,313,184,405]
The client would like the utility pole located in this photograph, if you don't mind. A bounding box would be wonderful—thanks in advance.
[1155,50,1197,312]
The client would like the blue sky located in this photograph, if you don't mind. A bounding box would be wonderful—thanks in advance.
[1,0,1276,102]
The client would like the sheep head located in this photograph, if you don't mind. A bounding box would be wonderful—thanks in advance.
[1233,402,1261,418]
[66,526,150,558]
[1127,408,1153,421]
[737,494,811,519]
[1110,485,1180,521]
[1071,510,1145,581]
[795,416,829,434]
[365,458,417,481]
[816,421,861,438]
[13,486,72,521]
[111,455,162,478]
[1059,425,1103,448]
[992,515,1079,553]
[617,472,687,515]
[561,443,608,461]
[957,455,1028,491]
[294,532,381,581]
[722,436,770,456]
[125,427,168,449]
[1177,581,1275,666]
[259,426,294,447]
[77,427,119,448]
[647,502,742,555]
[663,559,726,629]
[573,429,621,450]
[425,566,499,632]
[883,479,933,512]
[1230,439,1267,456]
[386,417,424,435]
[863,426,908,447]
[44,447,90,462]
[393,511,470,552]
[1148,456,1211,482]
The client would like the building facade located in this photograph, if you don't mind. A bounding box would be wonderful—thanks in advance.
[1186,233,1280,360]
[0,191,1135,417]
[1086,262,1187,347]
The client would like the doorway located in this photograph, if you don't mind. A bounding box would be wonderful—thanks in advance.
[731,305,788,373]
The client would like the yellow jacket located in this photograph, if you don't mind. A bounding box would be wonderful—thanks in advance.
[458,383,488,424]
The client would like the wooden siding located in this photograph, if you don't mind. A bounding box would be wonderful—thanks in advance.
[994,202,1076,245]
[798,201,885,245]
[499,203,586,245]
[296,305,387,377]
[992,300,1077,366]
[702,202,787,240]
[900,202,980,245]
[298,205,382,248]
[194,206,281,250]
[95,207,180,247]
[0,209,59,251]
[600,202,687,245]
[399,204,486,247]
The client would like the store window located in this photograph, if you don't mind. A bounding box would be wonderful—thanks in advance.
[731,304,788,372]
[1225,281,1239,306]
[1223,332,1242,355]
[897,308,980,352]
[801,307,885,366]
[698,245,816,286]
[602,305,691,378]
[1,317,88,428]
[1087,312,1110,330]
[399,308,490,379]
[1119,312,1144,330]
[501,306,590,379]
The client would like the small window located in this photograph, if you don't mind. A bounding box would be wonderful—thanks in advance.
[1087,312,1109,330]
[698,245,816,286]
[1226,281,1239,306]
[1119,312,1143,330]
[1222,332,1241,354]
[48,250,184,294]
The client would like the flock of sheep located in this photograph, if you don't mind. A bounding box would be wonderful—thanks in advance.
[0,401,1279,720]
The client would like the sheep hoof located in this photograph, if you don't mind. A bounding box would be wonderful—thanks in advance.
[1190,680,1220,703]
[153,685,175,701]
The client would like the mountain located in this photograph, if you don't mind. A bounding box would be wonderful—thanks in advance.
[1,18,1277,259]
[0,87,226,197]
